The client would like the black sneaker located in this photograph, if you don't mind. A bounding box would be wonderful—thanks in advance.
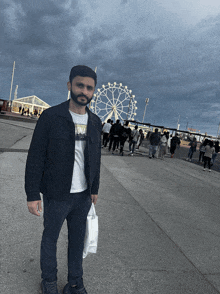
[63,280,87,294]
[41,281,59,294]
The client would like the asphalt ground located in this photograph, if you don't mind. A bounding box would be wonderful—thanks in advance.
[1,119,220,294]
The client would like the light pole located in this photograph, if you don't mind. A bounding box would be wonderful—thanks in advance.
[142,98,149,123]
[14,85,18,100]
[177,115,180,130]
[8,61,16,110]
[217,122,220,138]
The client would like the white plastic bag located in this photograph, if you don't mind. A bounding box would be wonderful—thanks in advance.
[83,203,98,258]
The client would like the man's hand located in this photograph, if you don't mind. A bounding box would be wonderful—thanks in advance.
[91,194,98,205]
[27,200,42,216]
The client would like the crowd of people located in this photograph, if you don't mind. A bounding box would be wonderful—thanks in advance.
[19,106,41,117]
[198,139,219,171]
[102,119,144,156]
[102,120,219,172]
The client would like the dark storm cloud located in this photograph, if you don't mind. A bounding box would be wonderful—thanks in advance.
[121,0,129,4]
[78,26,116,55]
[1,0,82,101]
[145,14,220,100]
[85,35,161,89]
[2,0,81,63]
[1,0,219,135]
[66,11,219,134]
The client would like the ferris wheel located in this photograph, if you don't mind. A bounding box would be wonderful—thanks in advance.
[90,82,137,123]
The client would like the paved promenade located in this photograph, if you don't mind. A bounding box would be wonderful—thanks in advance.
[1,119,220,294]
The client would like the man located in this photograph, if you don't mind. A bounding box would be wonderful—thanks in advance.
[136,129,144,149]
[102,118,112,147]
[119,120,131,156]
[112,119,123,154]
[25,65,102,294]
[108,119,122,154]
[129,125,139,156]
[186,137,197,162]
[149,128,161,158]
[159,132,168,160]
[170,132,180,158]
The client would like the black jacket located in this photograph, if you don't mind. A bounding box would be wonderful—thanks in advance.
[171,136,180,146]
[25,100,102,202]
[110,123,122,136]
[150,132,161,145]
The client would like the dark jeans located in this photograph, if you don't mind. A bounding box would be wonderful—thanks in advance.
[170,145,176,155]
[212,153,218,164]
[188,147,195,159]
[199,151,205,162]
[40,189,92,286]
[102,132,109,147]
[204,156,211,169]
[112,136,120,151]
[129,140,137,153]
[108,136,114,151]
[119,138,127,153]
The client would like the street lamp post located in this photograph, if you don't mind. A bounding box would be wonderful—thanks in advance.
[8,61,16,110]
[217,122,220,138]
[177,115,180,130]
[14,85,18,101]
[142,98,149,123]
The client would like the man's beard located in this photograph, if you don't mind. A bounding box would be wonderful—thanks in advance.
[70,91,93,106]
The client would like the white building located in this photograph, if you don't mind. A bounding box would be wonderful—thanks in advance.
[12,95,50,114]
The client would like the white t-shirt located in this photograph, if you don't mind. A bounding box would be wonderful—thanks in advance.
[69,110,88,193]
[132,129,139,141]
[102,122,112,133]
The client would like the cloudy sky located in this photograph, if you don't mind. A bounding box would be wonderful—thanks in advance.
[1,0,220,136]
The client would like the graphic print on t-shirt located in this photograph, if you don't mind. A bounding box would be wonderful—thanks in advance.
[69,110,88,193]
[75,124,87,141]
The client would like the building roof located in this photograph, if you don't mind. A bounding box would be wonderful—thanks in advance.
[13,95,50,108]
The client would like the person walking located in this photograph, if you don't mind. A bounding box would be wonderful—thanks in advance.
[165,132,170,154]
[149,128,161,158]
[25,65,102,294]
[111,119,122,154]
[136,129,144,149]
[186,137,197,162]
[159,132,168,160]
[146,131,151,141]
[203,140,215,171]
[129,125,139,156]
[198,139,207,163]
[108,120,115,152]
[102,118,112,148]
[211,141,219,166]
[119,120,131,156]
[170,133,180,158]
